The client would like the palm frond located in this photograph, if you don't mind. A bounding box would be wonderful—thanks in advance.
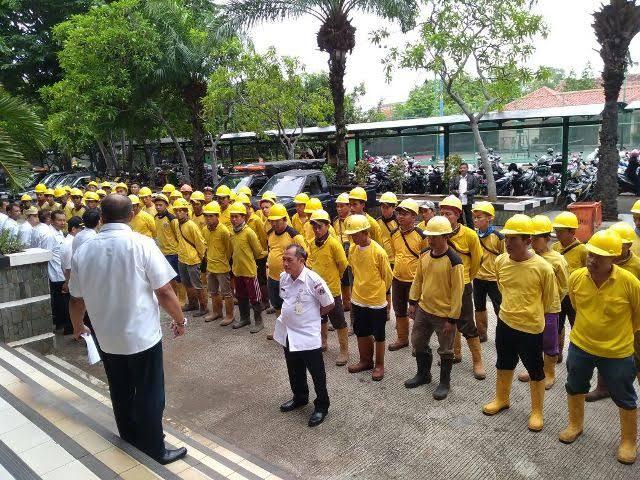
[226,0,328,27]
[344,0,418,31]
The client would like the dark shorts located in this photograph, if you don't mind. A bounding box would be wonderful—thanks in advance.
[267,277,283,310]
[165,254,180,283]
[341,266,353,287]
[256,257,268,286]
[391,278,412,317]
[457,283,478,338]
[235,276,262,304]
[322,296,347,329]
[559,295,576,330]
[352,303,387,342]
[472,278,502,313]
[178,262,202,289]
[495,319,544,381]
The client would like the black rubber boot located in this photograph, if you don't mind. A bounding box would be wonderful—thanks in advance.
[404,352,433,388]
[233,299,251,329]
[433,358,453,400]
[249,303,264,333]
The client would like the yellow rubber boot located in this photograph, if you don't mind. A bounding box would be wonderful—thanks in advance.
[543,354,557,390]
[176,282,187,306]
[475,310,488,342]
[557,328,565,363]
[335,327,349,366]
[466,336,486,380]
[220,297,234,326]
[388,316,410,351]
[559,394,585,444]
[528,380,546,432]
[617,408,638,465]
[483,369,513,416]
[453,329,462,363]
[341,286,351,312]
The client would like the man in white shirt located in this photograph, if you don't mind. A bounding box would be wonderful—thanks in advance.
[42,210,70,333]
[18,206,38,246]
[61,216,84,287]
[274,244,335,427]
[449,163,477,228]
[0,209,7,231]
[2,203,20,237]
[69,194,188,465]
[31,210,52,248]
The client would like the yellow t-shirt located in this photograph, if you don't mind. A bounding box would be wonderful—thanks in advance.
[495,253,557,334]
[308,234,349,297]
[291,213,308,234]
[174,219,206,265]
[230,224,266,277]
[247,213,268,249]
[130,210,156,238]
[155,212,179,255]
[267,226,305,281]
[552,239,588,274]
[539,249,569,314]
[569,266,640,358]
[631,233,640,257]
[617,252,640,279]
[349,240,393,308]
[377,216,399,263]
[333,216,350,244]
[203,223,231,273]
[64,205,85,221]
[448,224,483,284]
[409,247,465,319]
[144,204,157,216]
[391,228,429,282]
[475,230,505,281]
[364,212,383,246]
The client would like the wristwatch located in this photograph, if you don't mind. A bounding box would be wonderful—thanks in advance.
[176,317,188,327]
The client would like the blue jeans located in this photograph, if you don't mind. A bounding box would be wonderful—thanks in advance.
[267,277,283,310]
[566,343,637,409]
[164,254,180,283]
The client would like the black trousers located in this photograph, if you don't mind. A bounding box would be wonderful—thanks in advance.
[100,341,166,459]
[49,280,70,329]
[495,319,544,381]
[473,278,502,313]
[558,295,575,331]
[462,204,474,229]
[283,340,329,413]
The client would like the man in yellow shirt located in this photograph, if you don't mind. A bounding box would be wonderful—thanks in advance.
[483,215,556,433]
[180,184,193,202]
[115,182,128,196]
[552,211,588,363]
[139,187,156,216]
[202,202,233,325]
[259,191,277,234]
[308,209,350,366]
[190,191,206,230]
[65,188,85,220]
[406,216,464,400]
[34,183,47,209]
[154,194,184,304]
[173,198,207,317]
[237,193,269,310]
[348,187,382,246]
[376,191,399,266]
[630,200,640,257]
[472,201,504,343]
[388,199,428,352]
[86,180,98,192]
[559,230,640,465]
[203,186,214,204]
[439,195,485,379]
[216,185,233,230]
[333,193,352,315]
[44,188,61,211]
[345,215,393,381]
[83,191,100,210]
[291,193,310,233]
[416,201,436,231]
[229,202,267,332]
[128,195,156,238]
[101,181,113,195]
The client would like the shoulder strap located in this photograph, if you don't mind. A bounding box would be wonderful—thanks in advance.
[400,229,420,259]
[479,237,502,257]
[178,222,198,251]
[447,239,471,257]
[562,241,581,255]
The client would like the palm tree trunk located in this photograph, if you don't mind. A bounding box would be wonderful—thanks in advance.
[189,105,205,188]
[328,50,348,184]
[470,118,497,200]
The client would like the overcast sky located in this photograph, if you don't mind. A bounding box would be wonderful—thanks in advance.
[248,0,640,109]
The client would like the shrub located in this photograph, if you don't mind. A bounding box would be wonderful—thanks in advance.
[354,159,371,186]
[445,154,463,189]
[321,163,336,185]
[0,230,25,255]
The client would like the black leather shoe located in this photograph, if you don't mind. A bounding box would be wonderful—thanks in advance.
[279,398,308,412]
[156,447,187,465]
[308,410,327,427]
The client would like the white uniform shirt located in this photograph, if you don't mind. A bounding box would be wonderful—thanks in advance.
[60,232,76,272]
[42,228,65,282]
[274,267,334,352]
[72,228,97,254]
[69,223,176,355]
[3,218,18,237]
[459,176,468,205]
[17,221,33,246]
[0,212,7,231]
[31,223,51,248]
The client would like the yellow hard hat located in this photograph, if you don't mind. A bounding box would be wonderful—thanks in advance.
[70,188,83,197]
[203,201,221,215]
[180,184,193,193]
[63,185,72,193]
[84,191,99,202]
[101,181,112,189]
[162,183,176,194]
[87,180,98,188]
[304,197,322,213]
[631,199,640,214]
[128,194,140,205]
[20,194,32,201]
[379,191,398,205]
[154,193,170,204]
[54,187,66,198]
[396,198,419,215]
[423,216,453,236]
[96,189,106,197]
[609,222,635,244]
[552,211,579,230]
[310,209,330,223]
[115,182,128,191]
[261,191,277,204]
[236,193,251,205]
[472,201,495,217]
[344,214,370,235]
[336,192,350,204]
[229,201,247,215]
[531,215,553,235]
[190,191,205,203]
[230,191,238,202]
[34,184,47,194]
[439,195,462,212]
[169,190,183,199]
[172,198,190,210]
[216,185,232,197]
[237,186,252,196]
[294,192,310,205]
[138,187,152,197]
[586,229,622,257]
[349,187,367,202]
[267,203,288,220]
[502,214,535,235]
[45,188,55,196]
[24,206,39,216]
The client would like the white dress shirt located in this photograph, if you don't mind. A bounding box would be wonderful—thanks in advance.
[274,267,334,352]
[459,176,468,205]
[3,218,18,237]
[72,228,97,254]
[60,232,76,272]
[42,228,65,282]
[69,223,176,355]
[17,221,33,246]
[0,212,7,231]
[31,223,51,248]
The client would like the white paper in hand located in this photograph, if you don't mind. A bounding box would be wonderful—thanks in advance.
[81,333,101,365]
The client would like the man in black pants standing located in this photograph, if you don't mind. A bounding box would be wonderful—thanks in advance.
[449,162,478,229]
[68,194,188,465]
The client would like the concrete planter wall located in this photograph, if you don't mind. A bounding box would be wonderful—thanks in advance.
[0,248,52,343]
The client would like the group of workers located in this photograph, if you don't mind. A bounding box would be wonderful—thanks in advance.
[1,174,639,463]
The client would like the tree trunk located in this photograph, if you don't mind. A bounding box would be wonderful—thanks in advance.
[189,104,205,188]
[143,139,156,188]
[328,50,348,184]
[210,133,221,185]
[155,110,190,184]
[96,139,116,177]
[470,118,497,201]
[121,129,127,170]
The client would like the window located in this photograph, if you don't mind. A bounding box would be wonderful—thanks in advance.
[305,175,322,195]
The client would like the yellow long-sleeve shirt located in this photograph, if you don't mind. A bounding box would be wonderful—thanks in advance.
[333,216,350,245]
[409,247,465,319]
[155,212,179,255]
[291,213,308,234]
[475,230,505,281]
[552,239,588,274]
[308,234,349,297]
[631,233,640,257]
[219,207,232,230]
[349,240,393,308]
[192,213,206,231]
[569,266,640,358]
[539,249,569,314]
[391,228,429,282]
[364,212,382,246]
[203,223,231,273]
[230,224,266,277]
[247,213,268,249]
[302,221,337,248]
[144,204,157,216]
[495,253,557,334]
[617,252,640,279]
[448,224,483,284]
[64,205,85,221]
[174,219,206,265]
[267,226,306,281]
[130,210,156,238]
[377,215,399,263]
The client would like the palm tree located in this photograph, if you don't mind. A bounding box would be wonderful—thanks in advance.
[0,88,48,188]
[227,0,417,182]
[593,0,640,220]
